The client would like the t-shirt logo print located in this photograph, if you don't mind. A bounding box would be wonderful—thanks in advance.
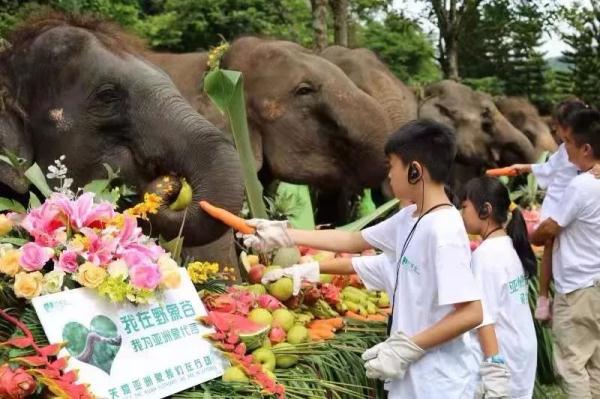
[400,256,420,275]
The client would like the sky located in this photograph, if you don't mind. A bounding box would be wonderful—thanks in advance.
[392,0,592,58]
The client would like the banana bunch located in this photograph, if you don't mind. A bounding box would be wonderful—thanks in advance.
[293,310,315,326]
[310,299,339,319]
[341,287,390,317]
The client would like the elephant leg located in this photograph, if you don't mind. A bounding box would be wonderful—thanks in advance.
[181,230,242,283]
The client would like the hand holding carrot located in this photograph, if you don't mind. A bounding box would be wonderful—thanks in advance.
[239,219,294,252]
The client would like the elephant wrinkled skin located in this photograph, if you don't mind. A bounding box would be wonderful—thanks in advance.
[0,14,244,249]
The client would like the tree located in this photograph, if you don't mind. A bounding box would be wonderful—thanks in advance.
[560,2,600,107]
[330,0,349,46]
[424,0,484,80]
[357,11,441,84]
[310,0,329,50]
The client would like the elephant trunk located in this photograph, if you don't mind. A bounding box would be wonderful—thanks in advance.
[142,96,244,246]
[493,113,537,165]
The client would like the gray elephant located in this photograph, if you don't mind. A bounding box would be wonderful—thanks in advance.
[494,97,558,157]
[0,14,243,263]
[418,80,537,188]
[320,45,418,130]
[147,37,392,224]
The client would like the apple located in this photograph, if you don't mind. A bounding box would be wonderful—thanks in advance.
[252,347,276,372]
[248,264,266,284]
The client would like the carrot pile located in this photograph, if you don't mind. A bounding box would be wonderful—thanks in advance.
[307,318,344,341]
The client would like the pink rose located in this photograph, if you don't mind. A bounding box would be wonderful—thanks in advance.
[123,249,150,269]
[19,243,54,271]
[57,250,79,273]
[130,263,161,290]
[0,366,37,399]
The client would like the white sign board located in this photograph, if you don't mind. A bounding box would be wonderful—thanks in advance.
[32,269,223,399]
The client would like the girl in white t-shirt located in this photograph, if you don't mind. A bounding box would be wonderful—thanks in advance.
[511,99,591,321]
[461,176,538,399]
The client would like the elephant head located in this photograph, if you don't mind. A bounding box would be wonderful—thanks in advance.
[218,37,391,192]
[320,45,418,130]
[0,13,243,245]
[418,80,537,186]
[495,97,557,156]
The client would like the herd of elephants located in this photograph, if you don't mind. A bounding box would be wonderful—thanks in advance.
[0,14,558,268]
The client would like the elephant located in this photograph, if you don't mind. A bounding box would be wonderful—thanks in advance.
[146,37,392,225]
[418,80,537,188]
[0,13,244,264]
[320,45,418,130]
[495,97,558,158]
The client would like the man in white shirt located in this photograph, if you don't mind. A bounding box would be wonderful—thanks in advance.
[241,120,484,398]
[532,109,600,399]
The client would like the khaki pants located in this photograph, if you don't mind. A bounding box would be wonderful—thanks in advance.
[553,284,600,399]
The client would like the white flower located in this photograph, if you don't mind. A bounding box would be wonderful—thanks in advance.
[157,254,178,271]
[107,259,129,280]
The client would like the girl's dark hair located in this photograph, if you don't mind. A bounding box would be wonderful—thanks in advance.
[462,176,537,278]
[554,98,589,127]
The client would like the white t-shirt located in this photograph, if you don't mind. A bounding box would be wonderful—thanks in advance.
[352,205,481,399]
[531,144,578,219]
[470,236,537,399]
[548,172,600,294]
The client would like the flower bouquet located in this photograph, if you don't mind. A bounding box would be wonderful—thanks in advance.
[0,160,182,305]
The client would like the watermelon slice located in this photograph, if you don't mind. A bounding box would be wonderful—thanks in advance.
[202,311,270,351]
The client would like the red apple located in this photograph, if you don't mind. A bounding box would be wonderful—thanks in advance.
[248,264,266,284]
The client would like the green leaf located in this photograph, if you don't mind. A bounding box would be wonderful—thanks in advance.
[83,179,110,195]
[203,69,238,113]
[24,164,52,198]
[0,237,27,246]
[28,192,41,209]
[102,163,120,181]
[338,198,400,232]
[204,68,268,219]
[0,197,26,213]
[275,183,315,229]
[159,236,184,264]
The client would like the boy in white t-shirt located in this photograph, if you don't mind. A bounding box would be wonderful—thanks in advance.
[240,120,484,398]
[532,109,600,398]
[510,99,590,321]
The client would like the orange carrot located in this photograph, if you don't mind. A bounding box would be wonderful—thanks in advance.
[345,311,369,322]
[199,201,255,234]
[309,318,343,332]
[366,314,387,322]
[308,326,335,340]
[485,167,518,177]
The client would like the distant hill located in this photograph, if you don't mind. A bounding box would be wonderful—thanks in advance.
[546,56,570,72]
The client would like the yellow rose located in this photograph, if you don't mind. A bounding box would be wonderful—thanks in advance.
[0,214,13,236]
[160,266,181,289]
[13,271,43,299]
[0,249,21,277]
[76,262,107,288]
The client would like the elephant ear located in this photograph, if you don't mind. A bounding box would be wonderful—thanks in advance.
[0,87,33,194]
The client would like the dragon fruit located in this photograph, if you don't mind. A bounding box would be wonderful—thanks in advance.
[257,294,283,311]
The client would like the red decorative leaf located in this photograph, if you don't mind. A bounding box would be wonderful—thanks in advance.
[14,355,47,366]
[49,357,69,370]
[39,343,62,357]
[4,336,33,348]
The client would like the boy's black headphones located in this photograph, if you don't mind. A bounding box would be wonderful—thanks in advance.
[408,162,422,185]
[478,202,491,220]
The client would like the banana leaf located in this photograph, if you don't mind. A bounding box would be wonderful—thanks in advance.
[204,69,268,219]
[338,198,400,232]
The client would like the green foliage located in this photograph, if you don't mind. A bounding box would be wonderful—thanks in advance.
[357,11,441,84]
[559,3,600,107]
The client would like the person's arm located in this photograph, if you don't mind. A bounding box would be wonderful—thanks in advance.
[318,257,356,275]
[411,300,483,349]
[478,325,500,357]
[288,229,371,254]
[531,218,561,246]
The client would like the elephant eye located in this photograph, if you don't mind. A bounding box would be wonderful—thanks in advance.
[294,83,316,96]
[96,87,122,104]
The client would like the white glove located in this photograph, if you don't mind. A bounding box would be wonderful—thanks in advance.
[475,361,511,398]
[361,331,425,380]
[261,261,320,295]
[238,219,293,252]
